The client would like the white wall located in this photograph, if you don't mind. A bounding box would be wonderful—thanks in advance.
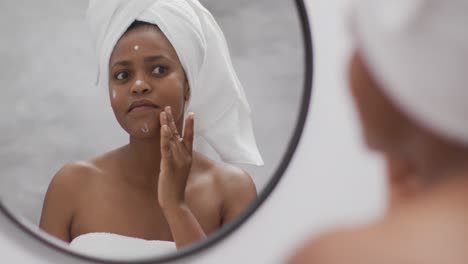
[0,0,387,263]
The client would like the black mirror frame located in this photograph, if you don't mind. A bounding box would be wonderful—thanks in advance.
[0,0,313,263]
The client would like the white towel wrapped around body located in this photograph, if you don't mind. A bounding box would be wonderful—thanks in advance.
[86,0,264,165]
[69,232,176,260]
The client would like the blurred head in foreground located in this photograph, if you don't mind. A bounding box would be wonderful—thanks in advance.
[289,1,468,263]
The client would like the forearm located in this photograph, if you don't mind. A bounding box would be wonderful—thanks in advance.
[162,203,206,249]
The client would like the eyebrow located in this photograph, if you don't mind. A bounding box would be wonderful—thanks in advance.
[144,55,166,63]
[111,55,168,69]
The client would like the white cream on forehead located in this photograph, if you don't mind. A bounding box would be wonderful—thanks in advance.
[141,123,149,133]
[133,45,139,51]
[135,80,143,86]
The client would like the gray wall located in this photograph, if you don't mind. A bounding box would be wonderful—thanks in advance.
[0,0,304,225]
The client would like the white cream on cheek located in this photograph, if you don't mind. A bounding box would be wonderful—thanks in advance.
[134,45,139,51]
[112,89,117,99]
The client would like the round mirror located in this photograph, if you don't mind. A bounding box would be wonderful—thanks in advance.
[0,0,312,262]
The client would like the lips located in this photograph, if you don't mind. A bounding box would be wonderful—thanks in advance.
[128,99,159,113]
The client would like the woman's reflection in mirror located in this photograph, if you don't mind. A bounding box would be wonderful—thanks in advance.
[39,0,263,254]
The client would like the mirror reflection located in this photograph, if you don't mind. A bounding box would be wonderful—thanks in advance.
[0,0,303,260]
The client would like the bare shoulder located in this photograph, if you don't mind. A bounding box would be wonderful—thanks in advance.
[190,152,257,223]
[39,160,103,241]
[287,225,381,264]
[191,152,256,197]
[214,162,254,192]
[44,160,101,206]
[288,186,468,264]
[53,160,101,187]
[287,213,457,264]
[47,147,122,193]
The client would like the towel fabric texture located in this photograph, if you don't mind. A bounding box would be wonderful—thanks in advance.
[69,232,176,260]
[350,0,468,145]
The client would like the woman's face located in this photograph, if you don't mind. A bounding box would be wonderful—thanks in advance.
[109,25,190,138]
[349,50,410,154]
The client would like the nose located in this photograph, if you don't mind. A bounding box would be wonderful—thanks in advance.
[130,79,152,95]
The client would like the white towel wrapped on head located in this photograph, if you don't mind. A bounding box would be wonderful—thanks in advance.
[86,0,264,165]
[349,0,468,146]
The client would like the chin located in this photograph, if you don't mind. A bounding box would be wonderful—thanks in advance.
[120,117,160,136]
[131,127,159,139]
[118,123,157,139]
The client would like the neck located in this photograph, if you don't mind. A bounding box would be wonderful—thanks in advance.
[119,134,162,191]
[410,140,468,186]
[387,155,468,214]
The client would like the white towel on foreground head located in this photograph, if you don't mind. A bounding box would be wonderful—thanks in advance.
[86,0,263,165]
[349,0,468,145]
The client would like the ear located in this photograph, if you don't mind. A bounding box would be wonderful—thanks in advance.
[184,79,191,102]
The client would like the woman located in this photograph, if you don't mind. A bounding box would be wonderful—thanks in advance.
[39,0,263,253]
[289,0,468,263]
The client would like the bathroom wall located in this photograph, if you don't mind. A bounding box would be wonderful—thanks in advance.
[0,0,386,263]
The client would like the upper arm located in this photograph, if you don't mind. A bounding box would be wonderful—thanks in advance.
[220,167,257,224]
[39,162,89,242]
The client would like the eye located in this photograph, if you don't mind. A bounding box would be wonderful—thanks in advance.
[115,71,129,80]
[152,66,167,75]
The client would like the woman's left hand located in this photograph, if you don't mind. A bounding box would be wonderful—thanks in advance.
[158,106,194,210]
